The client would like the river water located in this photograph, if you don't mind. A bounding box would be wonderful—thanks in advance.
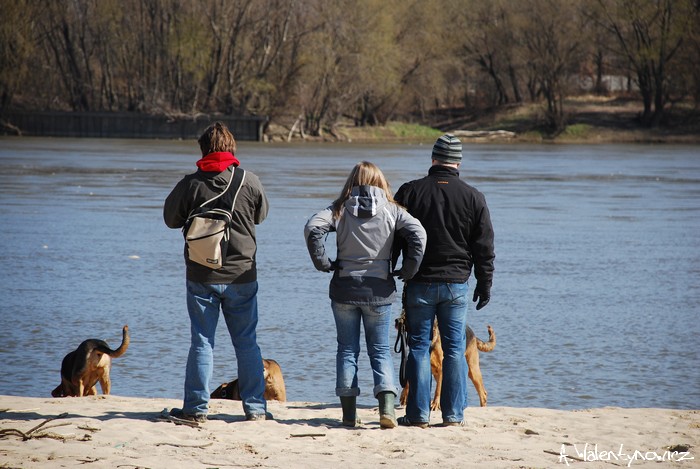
[0,137,698,410]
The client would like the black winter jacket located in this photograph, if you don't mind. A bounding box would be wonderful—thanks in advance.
[164,165,268,284]
[394,165,494,288]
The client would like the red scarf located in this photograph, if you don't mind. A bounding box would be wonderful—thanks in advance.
[196,151,240,172]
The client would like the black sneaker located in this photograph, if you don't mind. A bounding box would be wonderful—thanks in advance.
[436,420,466,427]
[397,416,429,428]
[169,408,207,423]
[245,412,274,421]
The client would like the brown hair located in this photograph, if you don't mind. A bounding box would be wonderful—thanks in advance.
[331,161,395,218]
[198,121,237,156]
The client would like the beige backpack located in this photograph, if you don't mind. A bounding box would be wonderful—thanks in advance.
[183,167,245,269]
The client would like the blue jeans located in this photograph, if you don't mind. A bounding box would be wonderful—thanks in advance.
[331,301,398,398]
[184,280,266,417]
[404,281,468,423]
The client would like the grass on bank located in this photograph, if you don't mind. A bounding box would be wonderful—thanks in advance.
[339,121,442,143]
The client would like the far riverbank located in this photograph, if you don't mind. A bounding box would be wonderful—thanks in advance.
[266,96,700,145]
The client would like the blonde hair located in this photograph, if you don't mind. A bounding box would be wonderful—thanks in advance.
[198,121,237,156]
[331,161,395,218]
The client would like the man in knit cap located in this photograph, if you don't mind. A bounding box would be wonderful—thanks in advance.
[393,134,495,427]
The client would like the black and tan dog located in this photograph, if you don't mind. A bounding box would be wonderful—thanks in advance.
[51,325,130,397]
[397,317,495,408]
[211,358,286,402]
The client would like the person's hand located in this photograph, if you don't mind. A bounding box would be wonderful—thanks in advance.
[324,260,341,273]
[392,269,408,281]
[472,284,490,310]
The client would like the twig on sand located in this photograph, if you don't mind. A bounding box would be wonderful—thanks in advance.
[77,424,101,432]
[290,433,327,438]
[0,412,70,441]
[155,441,214,448]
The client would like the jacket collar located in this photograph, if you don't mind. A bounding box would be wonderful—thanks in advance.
[429,164,460,177]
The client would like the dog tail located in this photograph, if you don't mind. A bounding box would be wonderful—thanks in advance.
[471,325,496,352]
[97,325,130,358]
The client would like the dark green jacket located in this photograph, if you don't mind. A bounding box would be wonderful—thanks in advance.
[164,165,268,284]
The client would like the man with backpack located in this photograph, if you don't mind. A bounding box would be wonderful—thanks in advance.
[164,121,270,423]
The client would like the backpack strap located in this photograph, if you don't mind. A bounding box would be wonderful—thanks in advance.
[191,166,246,212]
[198,166,236,209]
[227,168,246,212]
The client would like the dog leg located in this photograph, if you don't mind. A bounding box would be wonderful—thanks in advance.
[430,355,443,411]
[466,346,488,407]
[399,383,409,406]
[430,321,443,411]
[99,375,111,395]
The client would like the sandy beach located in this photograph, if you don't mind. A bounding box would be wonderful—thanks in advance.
[0,395,697,468]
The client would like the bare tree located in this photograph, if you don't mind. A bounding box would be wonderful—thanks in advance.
[461,0,518,106]
[595,0,694,126]
[0,0,35,114]
[518,0,586,133]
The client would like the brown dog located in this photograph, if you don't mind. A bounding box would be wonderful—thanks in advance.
[211,358,286,402]
[51,325,130,397]
[397,317,495,408]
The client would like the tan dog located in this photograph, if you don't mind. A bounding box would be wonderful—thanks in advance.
[51,325,130,397]
[210,358,286,402]
[397,317,495,408]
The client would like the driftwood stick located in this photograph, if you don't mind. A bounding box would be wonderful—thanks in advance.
[33,431,75,441]
[26,412,69,436]
[42,422,72,431]
[78,424,101,432]
[289,433,327,438]
[0,412,70,441]
[0,428,28,439]
[155,441,214,448]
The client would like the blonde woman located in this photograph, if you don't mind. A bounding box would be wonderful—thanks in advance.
[304,161,426,428]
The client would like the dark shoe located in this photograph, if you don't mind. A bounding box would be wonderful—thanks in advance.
[341,417,362,427]
[169,408,207,423]
[397,416,428,428]
[377,391,397,429]
[437,420,466,427]
[246,412,274,421]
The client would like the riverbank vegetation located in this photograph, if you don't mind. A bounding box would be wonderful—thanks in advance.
[1,0,698,142]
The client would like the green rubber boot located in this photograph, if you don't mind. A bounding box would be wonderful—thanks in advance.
[378,391,397,429]
[340,396,358,427]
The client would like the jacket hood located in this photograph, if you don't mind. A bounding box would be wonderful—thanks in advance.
[344,185,387,218]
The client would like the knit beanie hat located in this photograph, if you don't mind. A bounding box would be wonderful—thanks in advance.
[432,134,462,163]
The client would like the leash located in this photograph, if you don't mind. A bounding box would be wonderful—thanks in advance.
[394,288,408,388]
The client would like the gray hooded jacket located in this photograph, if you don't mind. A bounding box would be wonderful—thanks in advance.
[304,185,426,305]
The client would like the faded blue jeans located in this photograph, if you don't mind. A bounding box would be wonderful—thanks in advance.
[404,281,469,424]
[184,280,266,418]
[331,301,398,398]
